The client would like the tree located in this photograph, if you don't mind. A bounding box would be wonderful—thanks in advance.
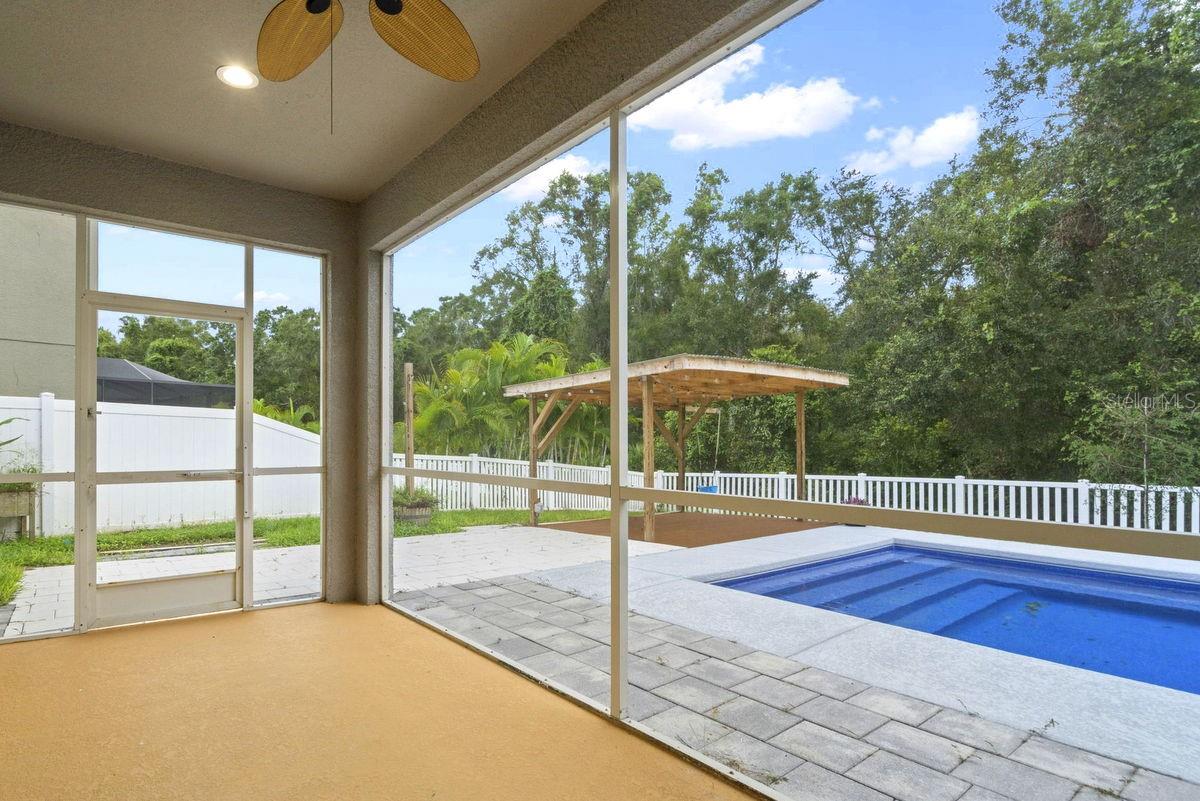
[505,268,575,343]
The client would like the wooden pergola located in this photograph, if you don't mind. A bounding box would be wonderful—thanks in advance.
[503,354,849,540]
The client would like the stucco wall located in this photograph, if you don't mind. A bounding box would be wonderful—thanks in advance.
[0,202,76,398]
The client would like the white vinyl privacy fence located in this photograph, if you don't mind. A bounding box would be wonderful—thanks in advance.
[1,394,321,535]
[2,395,1195,536]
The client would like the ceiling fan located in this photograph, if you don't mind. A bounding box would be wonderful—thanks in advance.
[257,0,479,84]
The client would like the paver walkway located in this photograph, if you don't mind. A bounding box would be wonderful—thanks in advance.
[1,526,676,638]
[393,577,1200,801]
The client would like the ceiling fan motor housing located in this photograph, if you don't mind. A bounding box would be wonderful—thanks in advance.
[376,0,404,14]
[305,0,332,13]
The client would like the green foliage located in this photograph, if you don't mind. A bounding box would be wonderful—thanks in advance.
[1066,391,1200,491]
[0,416,25,450]
[0,561,19,605]
[99,307,321,413]
[253,398,319,433]
[392,486,439,509]
[505,268,576,342]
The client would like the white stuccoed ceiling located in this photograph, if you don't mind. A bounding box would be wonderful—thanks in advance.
[0,1,605,201]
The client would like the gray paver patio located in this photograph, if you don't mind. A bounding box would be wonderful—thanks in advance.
[391,574,1200,801]
[1,524,678,638]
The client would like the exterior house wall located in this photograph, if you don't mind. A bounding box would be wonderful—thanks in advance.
[0,202,76,398]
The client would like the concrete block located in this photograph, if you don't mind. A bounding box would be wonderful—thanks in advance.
[847,750,971,801]
[701,731,802,786]
[731,675,816,712]
[865,720,973,773]
[921,709,1027,756]
[770,721,876,773]
[1011,736,1133,793]
[848,686,940,726]
[643,706,733,751]
[707,696,800,740]
[653,676,737,713]
[681,657,758,688]
[795,695,888,738]
[778,762,890,801]
[952,752,1079,801]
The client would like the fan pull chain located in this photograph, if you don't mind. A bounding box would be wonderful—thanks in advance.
[329,7,334,135]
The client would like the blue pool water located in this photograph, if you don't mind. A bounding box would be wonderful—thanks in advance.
[716,546,1200,693]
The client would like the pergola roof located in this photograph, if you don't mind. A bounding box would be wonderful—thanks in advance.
[503,354,849,406]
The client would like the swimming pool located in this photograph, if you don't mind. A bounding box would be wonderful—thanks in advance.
[716,545,1200,694]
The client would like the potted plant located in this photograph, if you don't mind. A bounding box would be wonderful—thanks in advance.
[392,486,439,525]
[0,417,38,539]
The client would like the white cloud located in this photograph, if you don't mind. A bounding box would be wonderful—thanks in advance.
[630,43,860,150]
[847,106,979,175]
[501,153,604,202]
[233,290,290,306]
[862,96,883,111]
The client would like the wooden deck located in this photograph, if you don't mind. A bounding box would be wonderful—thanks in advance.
[543,511,825,548]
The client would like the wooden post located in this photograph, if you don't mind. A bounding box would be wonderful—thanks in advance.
[795,391,806,501]
[529,395,539,526]
[676,402,687,512]
[642,377,655,542]
[404,362,415,493]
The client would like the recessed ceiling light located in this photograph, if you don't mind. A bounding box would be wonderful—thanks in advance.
[216,65,259,89]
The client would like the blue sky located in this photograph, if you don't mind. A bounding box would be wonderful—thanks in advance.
[393,0,1015,308]
[98,224,321,333]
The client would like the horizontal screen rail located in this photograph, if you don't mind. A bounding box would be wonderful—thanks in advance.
[620,486,1200,562]
[0,471,75,483]
[252,466,324,476]
[97,470,241,485]
[85,290,246,322]
[385,466,611,499]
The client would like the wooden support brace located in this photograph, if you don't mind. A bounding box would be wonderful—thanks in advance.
[537,397,582,456]
[531,389,563,436]
[652,411,680,456]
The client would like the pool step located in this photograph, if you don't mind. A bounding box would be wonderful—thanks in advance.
[880,581,1025,633]
[818,565,972,618]
[777,556,948,608]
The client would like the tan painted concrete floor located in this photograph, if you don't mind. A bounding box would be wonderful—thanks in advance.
[0,603,761,801]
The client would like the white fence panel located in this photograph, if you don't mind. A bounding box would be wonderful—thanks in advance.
[4,394,1197,537]
[1,394,322,534]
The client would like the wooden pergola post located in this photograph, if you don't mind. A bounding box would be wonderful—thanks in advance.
[676,402,687,512]
[642,377,655,542]
[795,390,806,501]
[404,362,415,493]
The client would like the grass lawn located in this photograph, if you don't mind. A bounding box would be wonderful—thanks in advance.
[0,508,605,605]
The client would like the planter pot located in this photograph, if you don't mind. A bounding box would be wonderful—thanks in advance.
[0,490,36,538]
[394,506,434,525]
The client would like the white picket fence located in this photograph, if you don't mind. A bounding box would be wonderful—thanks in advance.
[395,454,1200,535]
[3,394,1196,536]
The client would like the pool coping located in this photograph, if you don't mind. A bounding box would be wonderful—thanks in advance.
[523,525,1200,784]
